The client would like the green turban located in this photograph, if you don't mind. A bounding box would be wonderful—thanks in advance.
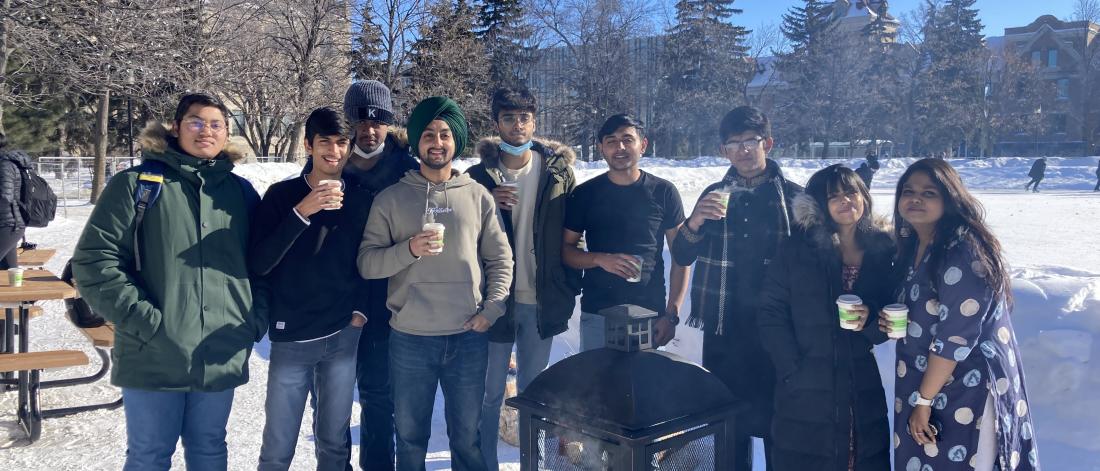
[407,96,468,158]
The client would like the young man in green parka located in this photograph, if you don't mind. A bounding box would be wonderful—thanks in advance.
[71,93,265,471]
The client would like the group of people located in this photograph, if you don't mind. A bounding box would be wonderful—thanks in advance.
[67,80,1041,471]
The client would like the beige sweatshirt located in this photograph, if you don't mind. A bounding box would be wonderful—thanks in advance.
[358,169,514,336]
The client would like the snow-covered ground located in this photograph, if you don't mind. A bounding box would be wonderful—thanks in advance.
[1,156,1098,470]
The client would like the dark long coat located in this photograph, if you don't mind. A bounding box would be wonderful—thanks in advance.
[758,193,895,471]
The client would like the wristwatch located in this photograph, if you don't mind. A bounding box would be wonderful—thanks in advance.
[665,314,680,326]
[914,394,934,407]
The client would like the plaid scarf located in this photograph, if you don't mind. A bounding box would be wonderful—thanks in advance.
[682,160,797,335]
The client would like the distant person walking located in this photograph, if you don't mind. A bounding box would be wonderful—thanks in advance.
[1093,160,1099,192]
[0,132,29,269]
[1024,157,1046,193]
[854,151,880,189]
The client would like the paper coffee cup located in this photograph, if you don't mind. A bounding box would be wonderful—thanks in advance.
[836,294,863,330]
[710,190,730,217]
[318,179,343,210]
[9,267,25,287]
[626,255,643,283]
[883,303,909,339]
[423,222,445,254]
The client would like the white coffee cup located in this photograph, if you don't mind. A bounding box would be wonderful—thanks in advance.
[883,303,909,339]
[422,222,445,254]
[318,179,342,210]
[836,294,863,330]
[709,190,731,218]
[626,255,644,283]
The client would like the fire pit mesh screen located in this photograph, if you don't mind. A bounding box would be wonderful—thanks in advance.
[531,428,716,470]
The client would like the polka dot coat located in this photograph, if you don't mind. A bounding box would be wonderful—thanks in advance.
[893,236,1039,470]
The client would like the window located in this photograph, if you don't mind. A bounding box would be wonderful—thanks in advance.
[1052,114,1067,134]
[1032,50,1041,65]
[1057,79,1071,100]
[1048,49,1058,68]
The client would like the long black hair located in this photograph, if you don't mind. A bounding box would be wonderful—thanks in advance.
[893,158,1012,302]
[805,164,878,249]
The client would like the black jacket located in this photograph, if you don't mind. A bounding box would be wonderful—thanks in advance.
[249,177,374,341]
[670,160,801,435]
[1028,158,1046,179]
[466,137,580,342]
[0,149,31,230]
[758,193,894,471]
[302,131,417,336]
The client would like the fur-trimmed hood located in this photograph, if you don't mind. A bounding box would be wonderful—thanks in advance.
[474,136,576,167]
[138,122,247,163]
[792,192,894,253]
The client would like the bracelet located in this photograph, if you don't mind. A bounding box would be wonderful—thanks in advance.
[913,394,934,407]
[678,224,704,243]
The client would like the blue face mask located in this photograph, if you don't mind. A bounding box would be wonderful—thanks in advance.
[499,140,533,156]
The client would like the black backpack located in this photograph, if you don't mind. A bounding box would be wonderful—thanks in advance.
[15,160,57,228]
[61,259,107,328]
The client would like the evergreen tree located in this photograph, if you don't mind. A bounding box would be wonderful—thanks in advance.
[913,0,988,155]
[774,0,852,157]
[350,2,386,81]
[477,0,533,90]
[858,1,903,152]
[656,0,751,157]
[407,0,490,152]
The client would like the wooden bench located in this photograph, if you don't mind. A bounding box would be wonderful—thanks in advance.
[78,323,115,348]
[0,350,89,442]
[0,350,88,373]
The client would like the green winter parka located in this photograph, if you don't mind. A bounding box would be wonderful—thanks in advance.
[71,123,264,392]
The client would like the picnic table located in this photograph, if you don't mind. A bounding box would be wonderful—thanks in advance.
[0,269,98,442]
[16,248,57,267]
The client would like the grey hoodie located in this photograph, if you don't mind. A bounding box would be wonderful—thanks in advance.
[358,169,514,336]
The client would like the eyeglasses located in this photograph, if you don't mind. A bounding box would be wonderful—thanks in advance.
[183,119,227,134]
[500,114,534,126]
[722,136,765,152]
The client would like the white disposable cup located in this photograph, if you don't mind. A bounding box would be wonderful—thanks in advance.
[883,303,909,339]
[499,181,519,206]
[318,179,343,210]
[422,222,445,254]
[626,255,644,283]
[709,190,730,218]
[836,294,863,330]
[9,267,25,287]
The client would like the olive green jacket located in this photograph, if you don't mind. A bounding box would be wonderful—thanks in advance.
[71,123,263,392]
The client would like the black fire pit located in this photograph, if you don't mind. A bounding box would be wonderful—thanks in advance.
[505,305,744,470]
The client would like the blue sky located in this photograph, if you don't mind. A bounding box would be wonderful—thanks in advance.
[704,0,1081,38]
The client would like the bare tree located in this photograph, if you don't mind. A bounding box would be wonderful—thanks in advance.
[10,1,241,201]
[1072,0,1100,23]
[526,0,655,160]
[350,0,428,101]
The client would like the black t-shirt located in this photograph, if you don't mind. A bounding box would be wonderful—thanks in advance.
[564,171,685,314]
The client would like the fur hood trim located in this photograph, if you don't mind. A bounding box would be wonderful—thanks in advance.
[138,122,247,163]
[474,136,576,166]
[792,193,894,252]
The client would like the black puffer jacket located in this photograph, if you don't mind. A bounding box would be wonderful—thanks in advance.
[758,193,895,471]
[0,150,31,230]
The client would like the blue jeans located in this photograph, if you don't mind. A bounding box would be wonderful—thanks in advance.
[479,303,553,469]
[390,329,488,471]
[259,324,361,471]
[579,311,606,352]
[121,387,235,471]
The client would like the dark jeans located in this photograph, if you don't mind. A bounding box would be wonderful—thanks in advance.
[0,228,24,269]
[703,331,775,471]
[357,326,395,470]
[1025,177,1043,191]
[390,329,489,471]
